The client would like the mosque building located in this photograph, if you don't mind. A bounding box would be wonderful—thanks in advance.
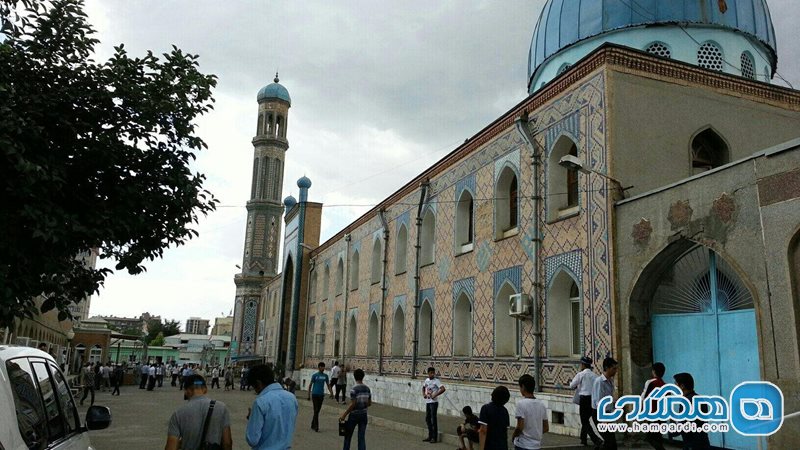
[231,1,800,448]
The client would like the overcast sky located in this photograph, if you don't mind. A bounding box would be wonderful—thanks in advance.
[85,1,800,330]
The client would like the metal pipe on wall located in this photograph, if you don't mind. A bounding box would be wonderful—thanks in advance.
[515,114,543,391]
[411,180,429,380]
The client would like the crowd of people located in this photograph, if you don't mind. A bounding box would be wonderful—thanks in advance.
[73,355,712,450]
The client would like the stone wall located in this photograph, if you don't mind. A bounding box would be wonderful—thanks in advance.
[299,368,582,437]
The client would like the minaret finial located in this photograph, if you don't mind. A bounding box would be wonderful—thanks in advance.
[274,71,279,83]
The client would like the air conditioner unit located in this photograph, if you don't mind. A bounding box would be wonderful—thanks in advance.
[509,294,532,318]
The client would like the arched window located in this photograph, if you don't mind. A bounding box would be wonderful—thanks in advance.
[371,238,382,284]
[396,225,408,274]
[346,315,357,356]
[419,300,433,356]
[420,209,435,266]
[350,250,359,291]
[367,312,379,356]
[645,41,671,59]
[547,135,580,221]
[257,113,263,135]
[495,282,519,356]
[548,271,581,357]
[334,316,341,358]
[323,264,330,300]
[391,306,405,356]
[740,52,756,80]
[89,344,102,363]
[266,114,274,136]
[335,258,344,296]
[691,128,729,174]
[275,115,283,138]
[453,293,473,356]
[310,272,317,303]
[697,41,724,72]
[306,317,315,357]
[456,190,474,252]
[317,319,327,357]
[495,166,519,238]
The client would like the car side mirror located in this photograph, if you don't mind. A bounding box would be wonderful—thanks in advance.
[86,405,112,430]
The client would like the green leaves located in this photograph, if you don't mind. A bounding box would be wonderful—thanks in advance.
[0,0,218,327]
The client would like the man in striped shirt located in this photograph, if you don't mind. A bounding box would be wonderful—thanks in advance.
[339,369,371,450]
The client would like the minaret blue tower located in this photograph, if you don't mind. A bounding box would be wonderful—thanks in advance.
[232,74,291,358]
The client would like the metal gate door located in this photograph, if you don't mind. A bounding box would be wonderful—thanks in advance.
[651,246,759,450]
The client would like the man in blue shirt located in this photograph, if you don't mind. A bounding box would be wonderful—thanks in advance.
[246,364,298,450]
[308,361,329,432]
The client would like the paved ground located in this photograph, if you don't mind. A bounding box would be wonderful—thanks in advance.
[77,383,672,449]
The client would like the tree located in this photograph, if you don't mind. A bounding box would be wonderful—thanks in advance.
[150,332,165,347]
[0,0,218,328]
[144,318,180,344]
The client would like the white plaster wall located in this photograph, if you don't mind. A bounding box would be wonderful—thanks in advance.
[299,369,582,437]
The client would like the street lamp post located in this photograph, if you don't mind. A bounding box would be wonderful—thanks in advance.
[558,154,632,199]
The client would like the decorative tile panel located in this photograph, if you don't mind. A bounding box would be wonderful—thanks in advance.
[493,266,522,297]
[455,173,477,199]
[393,294,407,313]
[545,112,580,154]
[494,148,521,177]
[420,288,435,308]
[545,250,583,287]
[452,277,475,304]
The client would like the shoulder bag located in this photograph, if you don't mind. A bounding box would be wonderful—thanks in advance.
[199,400,223,450]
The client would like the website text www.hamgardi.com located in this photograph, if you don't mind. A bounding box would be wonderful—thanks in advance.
[597,422,730,434]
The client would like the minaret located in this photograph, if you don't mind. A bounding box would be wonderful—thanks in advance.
[232,74,291,358]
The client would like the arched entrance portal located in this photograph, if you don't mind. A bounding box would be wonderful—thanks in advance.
[634,242,759,450]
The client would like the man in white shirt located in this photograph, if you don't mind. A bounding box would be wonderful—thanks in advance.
[147,363,157,390]
[513,374,548,450]
[328,361,341,400]
[211,366,220,389]
[569,356,601,447]
[422,367,446,443]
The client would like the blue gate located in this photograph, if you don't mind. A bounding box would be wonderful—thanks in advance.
[651,246,760,450]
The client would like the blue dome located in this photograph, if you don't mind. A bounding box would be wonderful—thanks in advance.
[283,195,297,208]
[529,0,777,89]
[257,74,291,105]
[297,176,312,189]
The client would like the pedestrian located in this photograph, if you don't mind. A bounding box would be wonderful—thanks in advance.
[171,364,180,387]
[513,374,549,450]
[80,362,96,406]
[101,363,111,391]
[139,362,149,389]
[156,363,164,387]
[308,361,329,432]
[181,364,192,389]
[224,366,234,391]
[422,366,446,443]
[336,365,348,404]
[673,373,711,450]
[591,357,619,450]
[147,363,157,391]
[246,364,299,450]
[240,366,250,391]
[284,377,297,394]
[456,406,480,450]
[642,362,666,450]
[111,363,124,396]
[478,385,511,450]
[93,362,102,391]
[211,366,220,389]
[329,360,340,399]
[339,368,371,450]
[165,374,233,450]
[569,356,601,447]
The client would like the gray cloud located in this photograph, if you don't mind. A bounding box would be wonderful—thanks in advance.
[84,0,800,326]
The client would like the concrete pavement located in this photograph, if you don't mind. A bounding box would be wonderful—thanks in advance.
[78,382,672,449]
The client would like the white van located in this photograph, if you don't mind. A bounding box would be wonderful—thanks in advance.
[0,345,111,449]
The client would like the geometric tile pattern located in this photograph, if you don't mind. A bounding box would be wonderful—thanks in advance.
[545,250,583,287]
[303,72,613,394]
[420,288,435,308]
[455,173,476,198]
[493,265,522,298]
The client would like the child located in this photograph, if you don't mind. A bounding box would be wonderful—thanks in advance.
[513,374,549,450]
[457,405,480,450]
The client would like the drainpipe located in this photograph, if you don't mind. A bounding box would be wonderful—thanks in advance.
[341,233,352,367]
[411,180,430,380]
[378,209,390,376]
[515,114,543,392]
